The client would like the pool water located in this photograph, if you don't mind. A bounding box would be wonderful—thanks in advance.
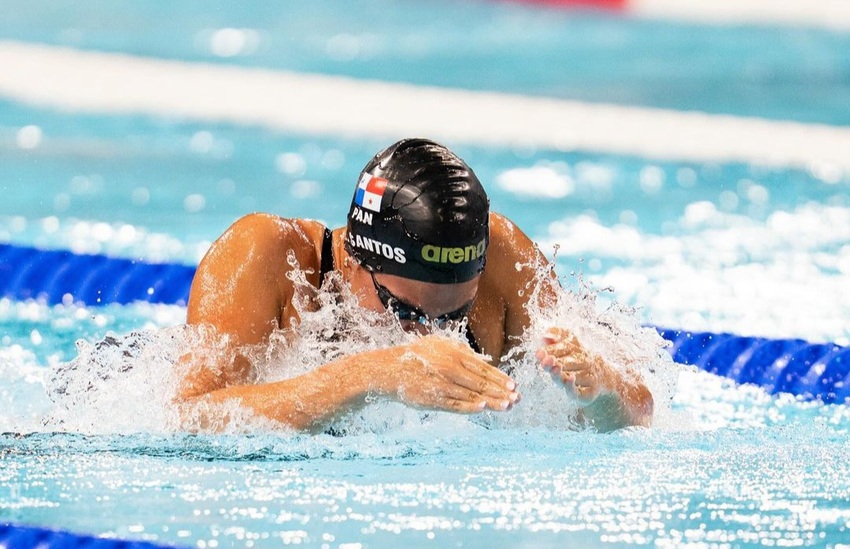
[3,413,850,549]
[2,1,850,547]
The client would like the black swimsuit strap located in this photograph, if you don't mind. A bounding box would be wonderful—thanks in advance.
[465,325,482,354]
[319,227,334,285]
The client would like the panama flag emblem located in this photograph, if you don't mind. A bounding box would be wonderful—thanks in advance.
[354,173,388,212]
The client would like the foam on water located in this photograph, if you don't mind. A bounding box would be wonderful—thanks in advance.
[2,198,848,439]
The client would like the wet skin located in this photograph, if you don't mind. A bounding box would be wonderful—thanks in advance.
[178,212,653,432]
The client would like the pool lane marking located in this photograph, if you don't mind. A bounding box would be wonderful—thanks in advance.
[1,41,849,171]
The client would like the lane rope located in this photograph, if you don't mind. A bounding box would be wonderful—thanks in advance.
[0,524,182,549]
[2,243,847,402]
[2,41,849,171]
[0,243,195,306]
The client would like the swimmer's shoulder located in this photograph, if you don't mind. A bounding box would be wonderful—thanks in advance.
[224,213,327,246]
[481,211,554,303]
[192,214,332,309]
[485,212,543,276]
[207,213,328,272]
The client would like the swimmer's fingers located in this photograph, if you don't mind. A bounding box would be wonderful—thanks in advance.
[541,327,578,347]
[438,382,515,412]
[396,336,518,414]
[535,347,591,373]
[461,358,517,390]
[430,355,518,412]
[538,329,587,361]
[412,371,512,414]
[550,368,601,405]
[452,360,519,405]
[433,338,517,392]
[556,352,595,372]
[537,327,593,370]
[443,398,487,414]
[544,339,585,359]
[546,355,611,405]
[551,354,605,386]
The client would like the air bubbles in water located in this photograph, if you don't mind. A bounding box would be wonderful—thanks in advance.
[718,190,739,211]
[809,160,844,185]
[131,187,150,206]
[496,164,575,199]
[275,152,307,176]
[290,180,321,199]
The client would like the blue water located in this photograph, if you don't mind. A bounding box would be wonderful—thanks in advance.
[3,99,846,256]
[2,424,849,548]
[2,1,850,548]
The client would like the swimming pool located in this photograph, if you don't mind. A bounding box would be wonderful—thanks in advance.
[2,1,850,547]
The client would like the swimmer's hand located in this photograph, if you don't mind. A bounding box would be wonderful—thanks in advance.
[376,335,520,414]
[535,327,611,406]
[535,327,654,430]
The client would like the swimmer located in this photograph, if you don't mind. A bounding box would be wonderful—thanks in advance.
[178,138,653,432]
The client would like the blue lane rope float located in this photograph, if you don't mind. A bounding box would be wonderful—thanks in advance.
[0,524,183,549]
[0,243,195,306]
[1,243,847,403]
[657,328,849,404]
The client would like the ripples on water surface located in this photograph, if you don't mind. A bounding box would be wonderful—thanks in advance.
[1,297,849,547]
[2,114,850,548]
[2,397,849,549]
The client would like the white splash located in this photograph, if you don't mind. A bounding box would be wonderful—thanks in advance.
[13,247,839,436]
[44,327,189,434]
[541,202,850,345]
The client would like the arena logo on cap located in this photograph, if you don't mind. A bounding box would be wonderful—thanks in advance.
[354,173,388,213]
[421,238,486,264]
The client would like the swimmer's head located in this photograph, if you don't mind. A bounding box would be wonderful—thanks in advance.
[345,138,490,284]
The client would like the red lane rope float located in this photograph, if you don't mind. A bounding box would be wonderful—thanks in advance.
[2,243,847,403]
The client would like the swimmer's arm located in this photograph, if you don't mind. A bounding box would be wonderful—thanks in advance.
[178,336,520,433]
[177,352,381,433]
[488,213,653,431]
[574,369,654,432]
[182,214,320,395]
[486,213,561,358]
[537,329,654,432]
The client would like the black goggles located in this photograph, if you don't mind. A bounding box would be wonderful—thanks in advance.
[370,273,473,327]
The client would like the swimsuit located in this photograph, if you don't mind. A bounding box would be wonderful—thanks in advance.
[319,228,481,354]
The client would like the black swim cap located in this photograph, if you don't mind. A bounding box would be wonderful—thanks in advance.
[345,138,490,284]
